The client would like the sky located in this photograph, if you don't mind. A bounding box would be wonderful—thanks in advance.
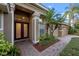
[42,3,69,14]
[42,3,70,23]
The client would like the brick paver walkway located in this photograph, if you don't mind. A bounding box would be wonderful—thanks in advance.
[15,35,79,56]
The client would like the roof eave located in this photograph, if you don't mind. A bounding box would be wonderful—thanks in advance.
[30,3,48,12]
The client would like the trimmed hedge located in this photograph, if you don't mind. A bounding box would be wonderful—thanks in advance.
[0,32,20,56]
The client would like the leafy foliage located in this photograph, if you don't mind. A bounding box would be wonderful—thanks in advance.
[44,8,65,35]
[0,32,20,56]
[75,24,79,29]
[68,26,77,34]
[7,45,20,56]
[39,33,57,45]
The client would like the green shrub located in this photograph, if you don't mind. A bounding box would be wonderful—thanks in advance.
[7,46,20,56]
[75,24,79,29]
[39,33,57,45]
[68,26,77,34]
[0,32,20,56]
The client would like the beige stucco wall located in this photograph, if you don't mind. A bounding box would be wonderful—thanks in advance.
[58,25,68,37]
[4,13,13,43]
[47,25,68,37]
[61,25,68,36]
[53,28,58,37]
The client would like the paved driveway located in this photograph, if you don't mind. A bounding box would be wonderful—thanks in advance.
[15,35,79,56]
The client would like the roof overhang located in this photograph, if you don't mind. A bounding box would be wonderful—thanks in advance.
[30,3,48,12]
[15,4,34,14]
[0,4,8,13]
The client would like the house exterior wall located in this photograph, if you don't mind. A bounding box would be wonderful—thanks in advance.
[61,25,68,36]
[0,3,69,45]
[0,3,47,44]
[0,4,15,45]
[58,25,68,37]
[53,28,58,37]
[4,13,13,43]
[47,24,68,37]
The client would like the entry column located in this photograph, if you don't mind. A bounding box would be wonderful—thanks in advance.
[32,13,41,44]
[9,3,15,45]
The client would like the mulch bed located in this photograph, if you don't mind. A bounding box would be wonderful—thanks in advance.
[33,40,59,52]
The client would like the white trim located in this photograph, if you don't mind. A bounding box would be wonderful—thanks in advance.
[32,16,41,44]
[35,3,48,11]
[32,18,37,44]
[9,3,15,45]
[0,13,4,31]
[34,18,37,43]
[11,10,14,45]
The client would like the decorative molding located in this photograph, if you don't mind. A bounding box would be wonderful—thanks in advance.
[7,3,15,13]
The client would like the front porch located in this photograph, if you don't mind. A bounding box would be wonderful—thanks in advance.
[14,4,44,44]
[3,3,46,45]
[15,35,77,56]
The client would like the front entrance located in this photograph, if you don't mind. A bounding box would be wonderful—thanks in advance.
[15,22,29,40]
[14,10,30,40]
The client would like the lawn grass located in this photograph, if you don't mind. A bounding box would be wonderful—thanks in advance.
[60,37,79,56]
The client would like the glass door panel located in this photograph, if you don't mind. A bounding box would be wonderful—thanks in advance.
[24,24,28,37]
[16,23,21,38]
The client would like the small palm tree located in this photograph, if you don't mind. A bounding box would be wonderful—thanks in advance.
[44,8,65,35]
[50,14,65,35]
[44,8,55,33]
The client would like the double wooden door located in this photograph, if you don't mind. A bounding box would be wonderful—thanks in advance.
[15,22,29,40]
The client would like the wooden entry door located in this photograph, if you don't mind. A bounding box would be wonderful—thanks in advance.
[15,22,29,40]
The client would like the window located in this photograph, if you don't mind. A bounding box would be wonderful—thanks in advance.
[15,14,29,22]
[0,14,3,30]
[40,23,46,35]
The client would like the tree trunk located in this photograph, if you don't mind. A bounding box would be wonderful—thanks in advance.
[50,24,54,36]
[46,24,49,34]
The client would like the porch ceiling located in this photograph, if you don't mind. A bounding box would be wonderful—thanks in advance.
[15,5,34,14]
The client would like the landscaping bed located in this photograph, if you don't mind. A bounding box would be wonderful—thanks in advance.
[60,37,79,56]
[33,33,59,52]
[33,39,59,52]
